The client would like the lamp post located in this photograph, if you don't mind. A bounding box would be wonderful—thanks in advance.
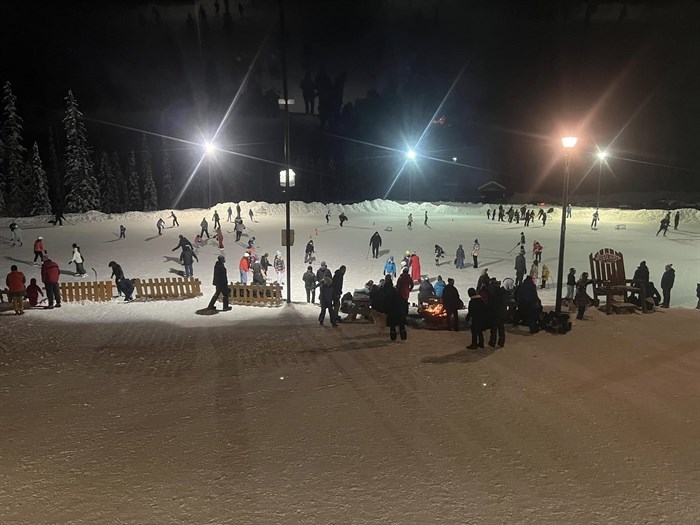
[555,135,577,316]
[596,150,606,211]
[279,0,292,304]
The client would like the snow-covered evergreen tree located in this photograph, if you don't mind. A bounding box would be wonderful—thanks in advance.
[111,152,127,213]
[63,90,99,212]
[46,127,64,211]
[98,151,119,214]
[159,137,173,209]
[126,150,141,211]
[140,134,159,211]
[28,142,52,215]
[1,81,27,216]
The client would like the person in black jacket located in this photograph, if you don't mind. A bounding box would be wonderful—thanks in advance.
[486,278,507,347]
[660,264,675,308]
[304,240,315,263]
[318,276,335,326]
[382,276,407,341]
[181,245,199,277]
[316,260,332,283]
[465,288,487,349]
[441,277,461,331]
[108,261,124,284]
[207,255,231,311]
[302,265,317,303]
[331,265,346,324]
[369,232,382,258]
[515,276,539,333]
[172,235,193,255]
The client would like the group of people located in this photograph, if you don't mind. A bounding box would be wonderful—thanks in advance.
[486,204,548,226]
[3,254,63,313]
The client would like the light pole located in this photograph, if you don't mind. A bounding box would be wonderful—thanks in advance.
[555,135,577,316]
[406,149,416,201]
[596,150,606,211]
[279,0,292,304]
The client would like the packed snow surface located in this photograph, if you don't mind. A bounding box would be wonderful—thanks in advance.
[1,199,699,523]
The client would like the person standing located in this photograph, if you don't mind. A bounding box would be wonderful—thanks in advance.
[442,277,461,331]
[251,259,265,285]
[472,239,480,268]
[303,265,317,303]
[33,237,46,265]
[486,278,507,348]
[407,213,413,229]
[656,215,670,236]
[591,210,599,230]
[273,251,285,284]
[9,221,22,247]
[660,264,675,308]
[236,203,241,220]
[304,239,315,263]
[249,208,254,222]
[514,251,527,287]
[566,268,576,303]
[239,253,251,284]
[234,218,245,241]
[396,267,414,316]
[465,287,486,348]
[170,211,179,227]
[434,275,446,298]
[567,203,572,218]
[261,253,271,279]
[338,212,348,227]
[200,217,210,239]
[520,231,526,250]
[52,210,66,226]
[434,244,445,266]
[227,206,233,222]
[212,210,221,230]
[172,234,193,254]
[455,244,465,269]
[515,276,539,333]
[673,211,680,230]
[383,256,396,278]
[575,272,595,320]
[318,276,335,326]
[532,240,543,262]
[6,265,26,315]
[69,244,87,277]
[409,252,421,283]
[216,228,224,250]
[331,265,346,326]
[108,261,125,286]
[156,218,165,235]
[540,264,550,289]
[424,210,428,226]
[529,260,539,286]
[383,276,407,341]
[119,225,126,239]
[325,211,330,224]
[316,260,332,283]
[207,255,231,311]
[369,231,382,259]
[41,256,62,309]
[181,245,198,277]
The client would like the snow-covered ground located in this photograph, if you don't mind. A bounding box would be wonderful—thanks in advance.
[1,200,699,523]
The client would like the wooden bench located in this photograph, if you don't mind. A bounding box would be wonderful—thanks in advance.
[60,280,114,303]
[342,297,372,321]
[227,283,284,306]
[133,277,202,301]
[589,248,647,315]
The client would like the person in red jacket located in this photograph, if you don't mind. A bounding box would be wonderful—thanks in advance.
[239,252,250,284]
[41,256,62,309]
[33,236,46,264]
[6,265,26,315]
[26,277,44,307]
[409,253,421,283]
[396,266,414,316]
[216,228,224,250]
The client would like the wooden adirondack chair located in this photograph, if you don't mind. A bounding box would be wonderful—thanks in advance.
[589,248,647,314]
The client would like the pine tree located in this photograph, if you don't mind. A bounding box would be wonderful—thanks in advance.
[28,142,52,215]
[98,151,119,214]
[126,150,141,211]
[140,134,159,211]
[63,90,99,212]
[111,152,127,213]
[46,127,64,211]
[159,136,173,208]
[1,81,27,216]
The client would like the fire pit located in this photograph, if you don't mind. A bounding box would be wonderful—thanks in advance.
[418,298,448,328]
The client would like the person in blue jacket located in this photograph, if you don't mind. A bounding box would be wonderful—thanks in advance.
[434,275,446,298]
[384,256,397,278]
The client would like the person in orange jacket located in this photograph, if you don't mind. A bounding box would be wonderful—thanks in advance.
[6,265,26,315]
[216,228,224,250]
[239,252,251,284]
[409,252,421,283]
[33,236,46,264]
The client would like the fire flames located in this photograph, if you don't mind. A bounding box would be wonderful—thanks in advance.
[419,301,447,319]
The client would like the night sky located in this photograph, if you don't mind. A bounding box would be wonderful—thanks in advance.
[2,0,699,203]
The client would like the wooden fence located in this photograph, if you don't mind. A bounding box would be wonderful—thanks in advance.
[60,280,114,303]
[227,283,284,306]
[133,277,202,301]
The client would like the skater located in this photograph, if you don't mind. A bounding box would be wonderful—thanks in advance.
[472,239,480,269]
[119,225,126,239]
[236,203,241,219]
[486,278,507,348]
[487,209,491,220]
[465,287,487,347]
[455,244,465,269]
[507,206,514,223]
[383,276,408,341]
[26,277,43,307]
[234,218,245,242]
[660,264,675,308]
[442,278,461,332]
[207,255,231,311]
[331,265,346,325]
[156,217,165,235]
[514,251,527,287]
[498,205,505,222]
[170,211,179,227]
[200,217,210,239]
[212,210,221,230]
[261,253,271,279]
[407,213,413,229]
[434,275,446,298]
[316,260,332,283]
[540,264,550,289]
[369,231,382,259]
[434,244,445,266]
[227,206,233,222]
[520,231,526,249]
[656,215,670,237]
[108,261,125,285]
[304,239,315,263]
[9,221,22,246]
[193,234,203,253]
[591,209,599,229]
[303,265,317,303]
[52,210,66,226]
[410,252,421,283]
[565,268,576,302]
[532,240,543,262]
[32,237,46,265]
[339,212,348,227]
[181,245,198,277]
[41,256,61,309]
[172,234,193,254]
[529,260,539,286]
[524,211,530,227]
[575,272,595,320]
[215,228,224,250]
[542,212,547,226]
[325,211,330,224]
[396,267,414,316]
[247,236,256,251]
[384,256,397,278]
[491,208,496,221]
[537,208,544,220]
[249,208,254,222]
[6,265,26,315]
[674,211,680,230]
[69,243,87,277]
[318,276,335,326]
[567,203,572,218]
[273,251,285,284]
[514,210,520,223]
[424,210,428,226]
[239,253,250,284]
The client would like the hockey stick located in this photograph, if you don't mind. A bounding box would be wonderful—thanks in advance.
[92,267,97,280]
[507,242,521,254]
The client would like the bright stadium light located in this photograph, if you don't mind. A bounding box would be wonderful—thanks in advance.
[562,136,578,149]
[406,149,417,160]
[597,150,607,160]
[204,141,217,155]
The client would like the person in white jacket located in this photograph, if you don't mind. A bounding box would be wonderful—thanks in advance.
[69,243,87,277]
[472,239,480,269]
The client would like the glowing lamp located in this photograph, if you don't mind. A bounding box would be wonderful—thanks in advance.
[562,136,578,149]
[279,169,296,187]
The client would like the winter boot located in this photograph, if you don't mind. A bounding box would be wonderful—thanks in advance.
[390,327,397,341]
[399,329,407,341]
